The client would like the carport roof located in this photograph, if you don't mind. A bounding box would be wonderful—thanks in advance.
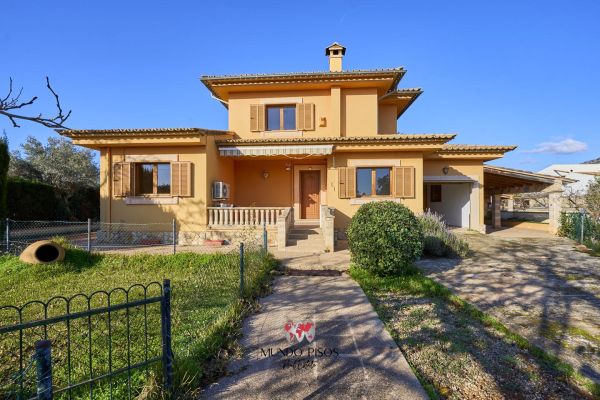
[484,165,576,194]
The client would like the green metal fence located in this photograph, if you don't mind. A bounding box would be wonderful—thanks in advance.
[0,280,172,399]
[0,242,264,399]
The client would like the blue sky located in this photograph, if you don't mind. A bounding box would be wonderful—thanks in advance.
[2,0,599,170]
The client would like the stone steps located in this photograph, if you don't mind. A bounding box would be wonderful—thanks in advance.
[285,225,326,252]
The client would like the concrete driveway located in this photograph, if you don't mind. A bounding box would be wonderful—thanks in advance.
[416,230,600,383]
[201,275,427,400]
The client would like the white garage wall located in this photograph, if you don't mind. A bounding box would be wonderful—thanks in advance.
[428,183,471,228]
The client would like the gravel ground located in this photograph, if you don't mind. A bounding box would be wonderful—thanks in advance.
[416,231,600,385]
[375,292,588,400]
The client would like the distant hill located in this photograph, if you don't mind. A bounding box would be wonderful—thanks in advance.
[584,157,600,164]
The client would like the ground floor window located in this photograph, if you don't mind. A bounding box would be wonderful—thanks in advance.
[356,167,391,197]
[135,163,171,195]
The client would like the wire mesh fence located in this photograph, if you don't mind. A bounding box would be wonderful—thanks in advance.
[559,211,600,251]
[0,219,270,256]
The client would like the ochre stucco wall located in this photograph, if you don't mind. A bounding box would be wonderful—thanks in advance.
[206,137,235,207]
[232,159,294,207]
[228,90,332,138]
[100,145,208,231]
[227,87,383,138]
[378,104,397,134]
[341,88,378,136]
[325,152,425,229]
[423,159,485,230]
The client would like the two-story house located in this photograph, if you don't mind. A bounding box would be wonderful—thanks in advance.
[60,43,522,251]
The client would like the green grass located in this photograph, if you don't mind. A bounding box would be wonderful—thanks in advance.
[0,248,277,399]
[350,266,600,399]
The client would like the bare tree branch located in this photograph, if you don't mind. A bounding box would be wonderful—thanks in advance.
[0,77,71,129]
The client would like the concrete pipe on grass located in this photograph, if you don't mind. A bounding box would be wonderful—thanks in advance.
[19,240,66,264]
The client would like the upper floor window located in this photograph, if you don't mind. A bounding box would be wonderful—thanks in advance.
[135,163,171,195]
[356,167,391,198]
[266,105,296,131]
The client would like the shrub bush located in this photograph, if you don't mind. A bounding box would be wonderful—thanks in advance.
[418,211,469,257]
[347,201,423,276]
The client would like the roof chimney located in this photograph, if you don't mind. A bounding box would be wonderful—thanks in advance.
[325,42,346,72]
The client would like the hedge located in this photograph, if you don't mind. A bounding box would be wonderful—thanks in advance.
[7,177,69,220]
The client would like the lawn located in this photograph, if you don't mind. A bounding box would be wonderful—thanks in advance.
[0,247,277,399]
[350,266,600,399]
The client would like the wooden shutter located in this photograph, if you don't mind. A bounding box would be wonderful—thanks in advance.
[113,162,132,197]
[171,161,192,197]
[337,167,356,199]
[296,103,315,131]
[250,104,265,132]
[346,166,356,198]
[393,166,415,198]
[338,167,347,198]
[296,104,305,131]
[303,103,314,130]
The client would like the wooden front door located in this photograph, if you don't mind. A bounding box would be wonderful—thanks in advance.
[300,171,320,219]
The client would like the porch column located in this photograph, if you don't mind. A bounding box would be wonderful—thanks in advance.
[492,194,502,229]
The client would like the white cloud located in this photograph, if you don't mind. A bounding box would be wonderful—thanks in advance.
[525,138,588,154]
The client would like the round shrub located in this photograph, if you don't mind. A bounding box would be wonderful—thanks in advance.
[347,201,424,275]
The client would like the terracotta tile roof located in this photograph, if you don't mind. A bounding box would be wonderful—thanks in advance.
[379,88,424,118]
[441,144,517,152]
[380,88,423,97]
[201,68,407,102]
[201,68,405,81]
[216,134,455,145]
[57,127,233,137]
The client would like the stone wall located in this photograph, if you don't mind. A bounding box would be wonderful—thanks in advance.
[97,226,279,248]
[501,210,549,223]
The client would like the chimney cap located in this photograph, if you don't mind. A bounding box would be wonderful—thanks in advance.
[325,42,346,56]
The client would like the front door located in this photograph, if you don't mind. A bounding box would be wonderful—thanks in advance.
[300,171,320,219]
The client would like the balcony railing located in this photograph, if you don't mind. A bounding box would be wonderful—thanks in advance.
[207,207,288,227]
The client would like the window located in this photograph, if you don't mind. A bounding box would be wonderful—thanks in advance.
[266,105,296,131]
[135,163,171,195]
[356,167,391,198]
[430,184,442,202]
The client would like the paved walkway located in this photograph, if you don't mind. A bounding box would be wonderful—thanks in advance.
[272,249,351,272]
[417,231,600,383]
[201,275,427,400]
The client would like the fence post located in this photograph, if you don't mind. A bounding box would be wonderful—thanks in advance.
[239,242,245,297]
[161,279,173,397]
[35,340,53,400]
[87,218,92,252]
[580,210,585,243]
[172,219,176,255]
[5,218,9,253]
[263,220,267,252]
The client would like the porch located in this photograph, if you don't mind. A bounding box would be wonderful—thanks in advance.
[206,205,335,252]
[209,144,335,250]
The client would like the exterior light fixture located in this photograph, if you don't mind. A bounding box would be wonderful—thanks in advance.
[262,170,269,179]
[285,162,292,171]
[442,166,449,175]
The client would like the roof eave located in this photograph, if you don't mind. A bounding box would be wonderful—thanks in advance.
[57,127,234,139]
[201,69,407,104]
[215,134,456,146]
